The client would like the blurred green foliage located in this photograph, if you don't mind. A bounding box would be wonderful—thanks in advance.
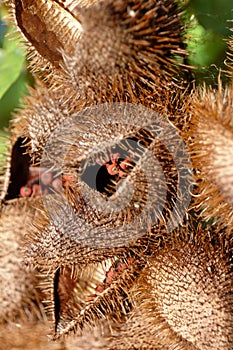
[0,24,25,99]
[0,1,233,131]
[185,0,233,84]
[0,5,29,130]
[0,129,9,162]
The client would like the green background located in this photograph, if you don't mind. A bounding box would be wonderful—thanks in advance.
[0,0,233,133]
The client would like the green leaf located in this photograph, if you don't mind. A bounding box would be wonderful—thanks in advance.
[0,130,9,165]
[0,50,25,99]
[0,26,26,100]
[187,21,226,67]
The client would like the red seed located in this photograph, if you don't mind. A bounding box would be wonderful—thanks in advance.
[62,174,73,182]
[62,174,75,187]
[95,284,105,293]
[20,186,32,197]
[32,184,42,196]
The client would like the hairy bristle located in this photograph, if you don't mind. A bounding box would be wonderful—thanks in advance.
[187,84,233,229]
[113,224,233,350]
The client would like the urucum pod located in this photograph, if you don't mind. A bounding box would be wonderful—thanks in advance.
[187,84,233,230]
[111,222,233,350]
[8,0,188,102]
[0,197,43,322]
[24,101,192,336]
[27,102,193,255]
[1,0,191,336]
[0,119,43,322]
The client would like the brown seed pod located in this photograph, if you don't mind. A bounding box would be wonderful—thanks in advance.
[6,0,82,82]
[112,223,233,350]
[0,129,45,322]
[0,320,112,350]
[55,0,187,99]
[8,0,188,102]
[187,84,233,230]
[23,103,192,336]
[6,0,191,171]
[2,0,193,342]
[0,198,43,322]
[24,193,148,337]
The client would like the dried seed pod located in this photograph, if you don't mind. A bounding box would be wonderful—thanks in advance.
[6,0,191,170]
[24,101,194,336]
[0,320,112,350]
[51,258,142,337]
[25,102,193,269]
[8,0,82,73]
[9,0,188,102]
[112,223,233,350]
[55,0,187,100]
[25,196,146,337]
[5,0,193,336]
[187,84,233,229]
[0,198,43,322]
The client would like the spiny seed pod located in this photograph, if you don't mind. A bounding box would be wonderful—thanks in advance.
[22,100,193,335]
[0,320,112,350]
[0,198,43,322]
[9,0,188,104]
[3,0,192,341]
[0,132,44,321]
[187,84,233,230]
[6,0,191,171]
[0,131,135,337]
[111,223,233,350]
[43,255,143,337]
